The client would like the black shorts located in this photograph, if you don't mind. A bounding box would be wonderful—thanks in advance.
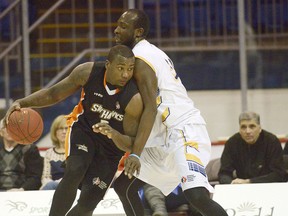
[67,126,123,207]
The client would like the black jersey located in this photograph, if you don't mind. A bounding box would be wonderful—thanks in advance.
[67,62,139,155]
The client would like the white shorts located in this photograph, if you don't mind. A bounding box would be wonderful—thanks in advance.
[138,123,214,196]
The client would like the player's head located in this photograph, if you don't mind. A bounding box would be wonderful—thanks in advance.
[238,111,262,145]
[114,9,150,48]
[105,45,135,88]
[50,115,67,148]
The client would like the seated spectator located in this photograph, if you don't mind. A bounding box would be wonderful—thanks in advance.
[218,111,287,184]
[41,115,66,190]
[0,120,43,191]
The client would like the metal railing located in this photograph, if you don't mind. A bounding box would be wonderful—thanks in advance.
[0,0,127,110]
[0,0,287,111]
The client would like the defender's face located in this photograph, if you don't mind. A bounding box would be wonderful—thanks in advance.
[114,12,137,47]
[239,119,262,144]
[106,55,135,87]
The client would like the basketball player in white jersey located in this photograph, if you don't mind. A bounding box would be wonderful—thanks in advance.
[108,9,228,216]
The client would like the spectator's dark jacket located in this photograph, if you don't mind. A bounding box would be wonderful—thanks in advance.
[218,130,287,184]
[0,143,43,190]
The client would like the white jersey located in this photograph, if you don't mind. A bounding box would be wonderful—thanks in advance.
[133,40,213,194]
[133,40,206,147]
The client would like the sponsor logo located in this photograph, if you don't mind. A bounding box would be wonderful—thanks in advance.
[101,199,121,209]
[6,200,27,212]
[187,174,196,182]
[115,101,120,109]
[76,144,88,152]
[225,202,275,216]
[92,177,108,189]
[181,176,187,183]
[94,92,103,97]
[181,175,196,183]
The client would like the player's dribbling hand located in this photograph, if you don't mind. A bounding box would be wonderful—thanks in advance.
[124,155,141,179]
[4,102,21,125]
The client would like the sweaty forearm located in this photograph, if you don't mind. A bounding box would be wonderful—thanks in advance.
[111,130,133,152]
[132,107,157,156]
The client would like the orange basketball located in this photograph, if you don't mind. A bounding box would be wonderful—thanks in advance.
[6,108,44,145]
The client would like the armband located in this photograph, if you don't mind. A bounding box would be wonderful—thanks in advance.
[129,153,140,160]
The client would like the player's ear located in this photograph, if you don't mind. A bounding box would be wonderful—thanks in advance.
[105,60,110,69]
[135,28,144,38]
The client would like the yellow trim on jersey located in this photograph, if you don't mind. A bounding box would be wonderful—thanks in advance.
[156,95,162,107]
[185,141,199,150]
[184,140,202,165]
[162,107,170,122]
[185,153,202,165]
[135,56,156,73]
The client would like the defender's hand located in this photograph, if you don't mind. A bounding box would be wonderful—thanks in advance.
[124,154,141,179]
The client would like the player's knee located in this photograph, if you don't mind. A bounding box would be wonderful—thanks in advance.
[65,156,90,179]
[114,176,133,198]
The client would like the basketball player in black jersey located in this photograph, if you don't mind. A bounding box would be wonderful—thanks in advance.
[3,45,143,216]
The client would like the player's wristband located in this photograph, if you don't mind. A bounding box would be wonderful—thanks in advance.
[129,153,140,160]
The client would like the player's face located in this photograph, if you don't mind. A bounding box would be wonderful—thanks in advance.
[114,11,137,48]
[239,119,262,144]
[106,55,135,87]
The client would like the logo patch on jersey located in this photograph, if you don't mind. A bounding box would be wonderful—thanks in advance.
[187,161,207,177]
[115,101,120,109]
[94,92,103,98]
[90,103,124,121]
[181,175,196,183]
[92,177,107,189]
[181,176,187,183]
[76,144,88,152]
[187,174,196,182]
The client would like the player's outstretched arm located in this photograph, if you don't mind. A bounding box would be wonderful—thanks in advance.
[4,62,94,125]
